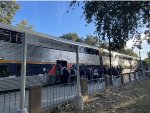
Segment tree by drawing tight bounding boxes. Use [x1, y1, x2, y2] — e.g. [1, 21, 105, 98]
[76, 38, 84, 43]
[117, 49, 138, 58]
[59, 33, 80, 42]
[0, 1, 20, 24]
[100, 42, 109, 49]
[84, 35, 98, 46]
[16, 20, 33, 30]
[70, 1, 150, 50]
[147, 51, 150, 59]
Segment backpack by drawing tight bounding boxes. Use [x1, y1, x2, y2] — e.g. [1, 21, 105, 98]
[63, 67, 70, 78]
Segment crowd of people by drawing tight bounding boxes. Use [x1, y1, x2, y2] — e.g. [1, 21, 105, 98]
[56, 64, 123, 84]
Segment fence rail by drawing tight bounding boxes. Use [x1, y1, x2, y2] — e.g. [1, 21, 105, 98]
[42, 82, 77, 109]
[0, 71, 145, 113]
[0, 91, 29, 113]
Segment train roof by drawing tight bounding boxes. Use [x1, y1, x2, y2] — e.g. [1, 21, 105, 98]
[0, 23, 139, 60]
[102, 48, 139, 60]
[0, 23, 99, 50]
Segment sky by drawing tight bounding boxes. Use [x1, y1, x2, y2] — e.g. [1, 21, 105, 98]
[12, 1, 149, 60]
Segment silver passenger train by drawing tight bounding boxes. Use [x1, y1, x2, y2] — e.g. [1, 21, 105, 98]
[0, 23, 139, 77]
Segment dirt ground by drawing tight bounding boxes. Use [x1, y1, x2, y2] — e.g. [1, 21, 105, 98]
[61, 78, 150, 113]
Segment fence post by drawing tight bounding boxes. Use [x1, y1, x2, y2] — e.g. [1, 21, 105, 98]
[138, 71, 141, 79]
[105, 75, 110, 89]
[80, 78, 88, 101]
[29, 85, 42, 113]
[134, 72, 136, 80]
[74, 45, 83, 112]
[129, 73, 131, 82]
[120, 74, 124, 84]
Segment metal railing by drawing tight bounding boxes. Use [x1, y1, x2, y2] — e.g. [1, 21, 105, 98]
[88, 78, 105, 94]
[0, 71, 144, 113]
[42, 82, 77, 109]
[0, 90, 29, 113]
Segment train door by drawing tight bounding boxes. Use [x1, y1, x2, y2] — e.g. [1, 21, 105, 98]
[56, 60, 67, 68]
[56, 60, 67, 83]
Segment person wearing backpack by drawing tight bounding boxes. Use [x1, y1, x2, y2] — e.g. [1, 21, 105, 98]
[69, 66, 76, 83]
[61, 64, 70, 84]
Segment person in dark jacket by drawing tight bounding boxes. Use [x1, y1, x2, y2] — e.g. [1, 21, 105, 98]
[61, 65, 70, 84]
[69, 66, 76, 83]
[97, 66, 103, 78]
[80, 66, 86, 78]
[85, 66, 91, 80]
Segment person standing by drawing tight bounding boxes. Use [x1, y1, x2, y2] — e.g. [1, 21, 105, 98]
[69, 66, 76, 83]
[61, 64, 70, 84]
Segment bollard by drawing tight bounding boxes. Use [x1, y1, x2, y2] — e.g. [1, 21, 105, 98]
[29, 85, 42, 113]
[105, 75, 110, 89]
[128, 73, 131, 82]
[120, 74, 124, 84]
[80, 78, 88, 101]
[74, 94, 83, 112]
[80, 78, 88, 96]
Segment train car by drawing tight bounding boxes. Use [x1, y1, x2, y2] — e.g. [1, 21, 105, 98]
[0, 23, 139, 80]
[100, 48, 139, 73]
[0, 23, 100, 79]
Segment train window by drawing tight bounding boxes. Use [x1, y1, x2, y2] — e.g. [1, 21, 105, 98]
[95, 50, 99, 55]
[0, 29, 11, 42]
[57, 60, 67, 68]
[16, 33, 23, 44]
[0, 65, 9, 77]
[92, 49, 95, 55]
[84, 48, 87, 54]
[80, 47, 85, 53]
[89, 49, 93, 54]
[10, 31, 17, 43]
[86, 48, 90, 54]
[102, 52, 106, 56]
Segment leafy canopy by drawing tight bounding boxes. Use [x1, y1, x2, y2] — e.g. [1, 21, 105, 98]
[70, 1, 150, 50]
[84, 35, 98, 46]
[117, 49, 138, 58]
[0, 1, 20, 24]
[59, 32, 83, 43]
[16, 20, 34, 30]
[147, 51, 150, 59]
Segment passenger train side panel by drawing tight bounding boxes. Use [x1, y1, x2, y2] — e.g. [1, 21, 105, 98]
[0, 41, 100, 66]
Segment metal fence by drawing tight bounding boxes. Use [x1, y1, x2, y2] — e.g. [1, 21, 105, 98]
[0, 75, 48, 92]
[0, 71, 143, 113]
[88, 78, 105, 94]
[42, 82, 77, 109]
[0, 90, 29, 113]
[113, 76, 121, 87]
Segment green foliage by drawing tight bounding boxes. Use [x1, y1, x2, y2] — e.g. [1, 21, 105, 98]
[117, 49, 138, 58]
[76, 38, 84, 43]
[16, 20, 33, 30]
[84, 35, 98, 46]
[59, 32, 80, 42]
[147, 51, 150, 59]
[144, 58, 150, 63]
[100, 42, 109, 49]
[0, 1, 20, 24]
[70, 1, 150, 50]
[144, 58, 150, 67]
